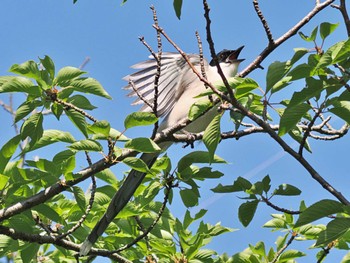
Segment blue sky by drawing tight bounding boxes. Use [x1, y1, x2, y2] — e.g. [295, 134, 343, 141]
[0, 1, 349, 262]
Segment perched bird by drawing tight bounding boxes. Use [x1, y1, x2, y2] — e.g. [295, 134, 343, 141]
[80, 46, 244, 256]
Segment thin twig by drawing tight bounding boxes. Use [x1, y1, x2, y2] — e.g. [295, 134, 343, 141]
[203, 0, 235, 102]
[331, 0, 350, 37]
[239, 0, 336, 77]
[252, 0, 274, 44]
[261, 196, 301, 215]
[0, 225, 131, 263]
[113, 179, 173, 253]
[271, 232, 297, 263]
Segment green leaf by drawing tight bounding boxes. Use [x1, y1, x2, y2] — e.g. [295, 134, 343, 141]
[122, 157, 151, 173]
[21, 243, 40, 263]
[124, 138, 161, 153]
[320, 22, 339, 40]
[65, 109, 88, 138]
[278, 249, 306, 262]
[54, 66, 86, 86]
[332, 38, 350, 64]
[73, 186, 87, 212]
[95, 169, 118, 184]
[316, 218, 350, 247]
[278, 103, 311, 136]
[239, 200, 259, 227]
[33, 203, 62, 223]
[290, 48, 309, 64]
[299, 26, 318, 42]
[87, 120, 110, 136]
[20, 112, 43, 143]
[0, 76, 41, 96]
[288, 126, 312, 153]
[69, 139, 103, 152]
[14, 99, 43, 123]
[69, 77, 112, 99]
[23, 129, 75, 153]
[266, 61, 291, 93]
[92, 127, 128, 141]
[203, 113, 222, 163]
[211, 176, 252, 193]
[294, 199, 345, 227]
[274, 184, 301, 196]
[67, 95, 97, 110]
[329, 101, 350, 124]
[180, 188, 198, 207]
[9, 60, 40, 81]
[124, 112, 158, 129]
[177, 151, 226, 173]
[173, 0, 183, 19]
[0, 135, 21, 173]
[188, 98, 212, 121]
[39, 55, 55, 81]
[287, 63, 312, 81]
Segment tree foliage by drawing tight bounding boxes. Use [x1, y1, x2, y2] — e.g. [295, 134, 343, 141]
[1, 0, 350, 262]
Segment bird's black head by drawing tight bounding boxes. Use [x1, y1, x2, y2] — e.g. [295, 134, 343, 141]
[209, 46, 245, 66]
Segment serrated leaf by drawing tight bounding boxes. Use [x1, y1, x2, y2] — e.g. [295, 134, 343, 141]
[278, 249, 306, 262]
[39, 55, 55, 81]
[329, 101, 350, 124]
[21, 243, 40, 263]
[239, 200, 259, 227]
[278, 103, 311, 136]
[20, 112, 43, 143]
[87, 120, 110, 136]
[316, 218, 350, 247]
[180, 188, 198, 207]
[320, 22, 339, 40]
[203, 113, 222, 163]
[69, 77, 111, 99]
[122, 156, 151, 173]
[266, 61, 291, 93]
[0, 135, 21, 173]
[65, 109, 88, 138]
[92, 127, 128, 141]
[14, 100, 42, 123]
[72, 186, 87, 212]
[173, 0, 183, 19]
[0, 76, 41, 96]
[188, 98, 212, 121]
[177, 151, 226, 173]
[69, 139, 103, 151]
[124, 137, 161, 153]
[95, 169, 118, 184]
[9, 60, 40, 81]
[295, 199, 344, 227]
[274, 184, 301, 196]
[33, 203, 62, 223]
[67, 95, 97, 110]
[124, 112, 158, 129]
[54, 66, 86, 86]
[23, 129, 75, 153]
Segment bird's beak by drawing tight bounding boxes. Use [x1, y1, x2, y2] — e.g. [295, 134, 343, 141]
[228, 46, 245, 63]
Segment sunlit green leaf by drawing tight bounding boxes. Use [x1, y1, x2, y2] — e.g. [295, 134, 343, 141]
[316, 218, 350, 247]
[124, 137, 161, 153]
[67, 95, 97, 110]
[69, 77, 112, 99]
[14, 100, 43, 123]
[266, 61, 291, 93]
[188, 98, 212, 121]
[69, 139, 103, 151]
[88, 120, 110, 136]
[122, 156, 151, 173]
[274, 184, 301, 196]
[320, 22, 339, 40]
[72, 186, 87, 212]
[0, 135, 21, 173]
[54, 66, 86, 86]
[203, 113, 222, 163]
[295, 199, 345, 227]
[20, 112, 43, 144]
[65, 109, 88, 138]
[124, 112, 158, 129]
[177, 151, 226, 173]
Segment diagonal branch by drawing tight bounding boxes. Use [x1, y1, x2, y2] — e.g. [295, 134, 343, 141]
[253, 0, 274, 44]
[239, 0, 335, 77]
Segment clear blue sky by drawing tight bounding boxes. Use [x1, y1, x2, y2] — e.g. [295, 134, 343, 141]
[0, 1, 349, 262]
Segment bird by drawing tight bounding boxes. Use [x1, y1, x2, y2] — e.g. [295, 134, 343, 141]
[79, 46, 244, 256]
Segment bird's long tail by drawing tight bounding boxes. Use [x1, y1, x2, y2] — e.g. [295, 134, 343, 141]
[80, 142, 170, 256]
